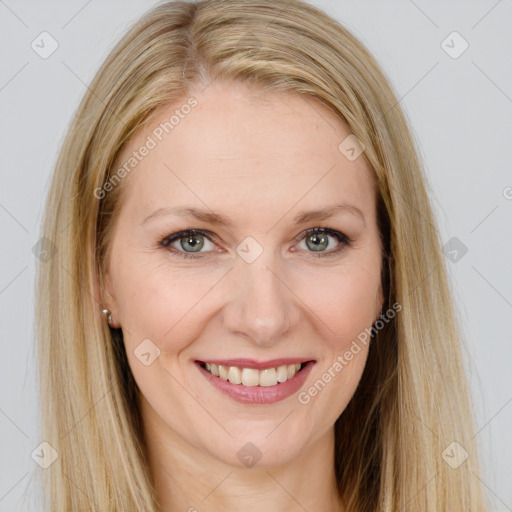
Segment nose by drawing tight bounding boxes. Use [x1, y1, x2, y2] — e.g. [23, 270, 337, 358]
[221, 250, 300, 346]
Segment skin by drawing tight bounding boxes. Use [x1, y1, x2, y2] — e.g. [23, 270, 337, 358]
[102, 79, 384, 512]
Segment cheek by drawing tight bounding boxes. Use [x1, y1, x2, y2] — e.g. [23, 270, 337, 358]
[298, 257, 380, 424]
[111, 251, 222, 353]
[111, 233, 381, 352]
[296, 266, 377, 422]
[301, 344, 370, 433]
[294, 255, 381, 343]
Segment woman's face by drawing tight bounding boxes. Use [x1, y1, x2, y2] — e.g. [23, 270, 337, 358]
[103, 80, 383, 469]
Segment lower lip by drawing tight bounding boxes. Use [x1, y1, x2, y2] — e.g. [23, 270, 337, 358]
[195, 361, 315, 405]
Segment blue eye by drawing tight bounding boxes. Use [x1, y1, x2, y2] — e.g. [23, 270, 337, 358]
[158, 227, 351, 259]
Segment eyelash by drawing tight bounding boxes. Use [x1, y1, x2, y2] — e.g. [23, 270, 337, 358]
[157, 227, 352, 259]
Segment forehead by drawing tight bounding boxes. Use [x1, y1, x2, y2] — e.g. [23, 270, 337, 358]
[113, 80, 376, 224]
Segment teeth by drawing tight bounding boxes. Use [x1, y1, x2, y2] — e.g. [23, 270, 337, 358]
[259, 368, 278, 387]
[276, 365, 288, 382]
[241, 368, 259, 387]
[227, 366, 242, 384]
[203, 362, 304, 386]
[219, 364, 228, 381]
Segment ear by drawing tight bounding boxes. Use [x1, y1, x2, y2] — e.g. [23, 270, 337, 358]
[96, 267, 121, 328]
[101, 271, 115, 308]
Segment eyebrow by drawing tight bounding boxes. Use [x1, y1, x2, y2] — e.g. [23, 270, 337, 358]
[141, 203, 365, 227]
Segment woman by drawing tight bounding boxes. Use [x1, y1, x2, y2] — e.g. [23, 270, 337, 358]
[35, 0, 487, 510]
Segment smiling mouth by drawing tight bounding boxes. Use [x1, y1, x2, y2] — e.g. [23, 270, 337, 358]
[197, 361, 314, 387]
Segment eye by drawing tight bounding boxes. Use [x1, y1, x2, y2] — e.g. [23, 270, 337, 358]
[158, 227, 351, 259]
[159, 229, 216, 258]
[293, 227, 351, 258]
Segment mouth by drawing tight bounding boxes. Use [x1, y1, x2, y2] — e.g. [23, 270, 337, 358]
[195, 358, 316, 404]
[195, 359, 315, 387]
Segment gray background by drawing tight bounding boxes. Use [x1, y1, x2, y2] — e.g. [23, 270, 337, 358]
[0, 0, 511, 510]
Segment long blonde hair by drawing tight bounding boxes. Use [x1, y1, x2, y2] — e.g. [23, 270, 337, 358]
[35, 0, 487, 510]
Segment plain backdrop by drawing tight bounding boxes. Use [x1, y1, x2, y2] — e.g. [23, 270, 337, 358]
[0, 0, 510, 510]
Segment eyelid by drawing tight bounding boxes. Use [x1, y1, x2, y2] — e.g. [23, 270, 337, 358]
[292, 227, 351, 244]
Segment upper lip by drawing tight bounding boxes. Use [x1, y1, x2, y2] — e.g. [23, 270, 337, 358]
[196, 358, 315, 370]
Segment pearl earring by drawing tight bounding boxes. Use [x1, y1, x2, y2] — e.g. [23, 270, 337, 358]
[101, 308, 116, 327]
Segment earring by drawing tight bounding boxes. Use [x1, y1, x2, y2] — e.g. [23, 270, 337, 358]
[101, 308, 118, 328]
